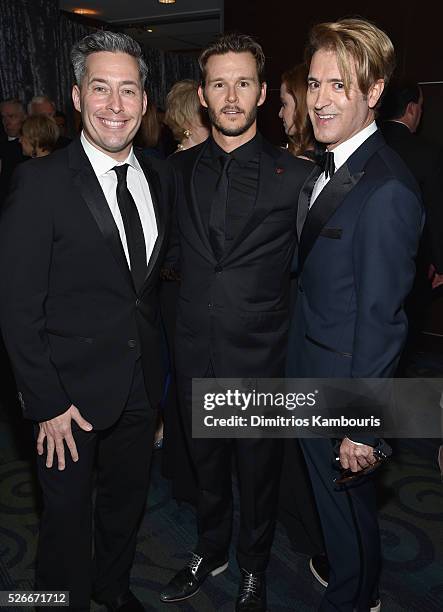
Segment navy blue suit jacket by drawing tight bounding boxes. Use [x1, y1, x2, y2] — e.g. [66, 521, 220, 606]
[288, 131, 423, 421]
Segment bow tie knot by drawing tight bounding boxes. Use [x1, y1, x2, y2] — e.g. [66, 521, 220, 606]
[320, 151, 335, 179]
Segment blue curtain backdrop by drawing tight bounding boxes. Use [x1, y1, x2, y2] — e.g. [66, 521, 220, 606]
[0, 0, 199, 116]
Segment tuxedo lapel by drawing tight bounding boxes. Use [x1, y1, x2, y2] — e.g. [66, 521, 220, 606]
[222, 141, 283, 263]
[297, 162, 363, 272]
[135, 151, 165, 289]
[297, 164, 322, 240]
[69, 141, 134, 291]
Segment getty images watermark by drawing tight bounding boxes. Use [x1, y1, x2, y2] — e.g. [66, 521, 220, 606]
[191, 378, 443, 438]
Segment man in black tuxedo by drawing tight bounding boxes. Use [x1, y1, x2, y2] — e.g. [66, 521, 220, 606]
[379, 81, 443, 345]
[0, 32, 174, 611]
[288, 19, 423, 611]
[0, 99, 27, 203]
[160, 33, 312, 611]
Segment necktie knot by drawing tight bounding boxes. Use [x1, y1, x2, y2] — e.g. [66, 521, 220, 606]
[112, 163, 129, 183]
[320, 151, 335, 179]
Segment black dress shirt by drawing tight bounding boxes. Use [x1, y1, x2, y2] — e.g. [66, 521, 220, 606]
[195, 133, 262, 243]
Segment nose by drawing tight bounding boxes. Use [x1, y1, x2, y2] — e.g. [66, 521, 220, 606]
[278, 106, 283, 119]
[225, 85, 238, 104]
[107, 89, 123, 113]
[313, 84, 331, 110]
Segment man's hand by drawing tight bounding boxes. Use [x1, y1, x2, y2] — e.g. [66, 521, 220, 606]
[339, 437, 377, 473]
[37, 405, 93, 470]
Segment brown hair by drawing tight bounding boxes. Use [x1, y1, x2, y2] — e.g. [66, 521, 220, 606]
[135, 102, 161, 148]
[199, 32, 266, 85]
[21, 115, 59, 154]
[165, 80, 206, 142]
[281, 63, 315, 157]
[305, 18, 395, 97]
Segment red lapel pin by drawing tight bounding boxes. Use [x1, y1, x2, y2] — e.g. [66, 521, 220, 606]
[276, 167, 284, 174]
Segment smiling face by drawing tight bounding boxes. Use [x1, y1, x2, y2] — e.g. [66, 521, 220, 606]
[72, 51, 147, 161]
[198, 51, 266, 145]
[278, 81, 296, 136]
[307, 48, 383, 150]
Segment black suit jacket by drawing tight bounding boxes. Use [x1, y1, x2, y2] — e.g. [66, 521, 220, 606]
[380, 120, 443, 272]
[0, 138, 174, 427]
[0, 139, 27, 204]
[169, 137, 312, 378]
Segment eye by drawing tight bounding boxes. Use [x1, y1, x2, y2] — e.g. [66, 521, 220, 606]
[333, 82, 345, 91]
[213, 82, 224, 88]
[93, 86, 108, 93]
[122, 89, 136, 96]
[238, 81, 249, 87]
[307, 81, 319, 91]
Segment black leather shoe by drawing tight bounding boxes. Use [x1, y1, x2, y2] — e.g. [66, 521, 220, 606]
[235, 569, 267, 611]
[309, 554, 329, 587]
[160, 552, 228, 603]
[100, 590, 145, 612]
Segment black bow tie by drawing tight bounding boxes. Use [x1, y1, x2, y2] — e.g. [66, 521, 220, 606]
[320, 151, 335, 179]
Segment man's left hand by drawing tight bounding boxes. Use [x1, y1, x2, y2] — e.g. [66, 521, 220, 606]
[339, 437, 377, 472]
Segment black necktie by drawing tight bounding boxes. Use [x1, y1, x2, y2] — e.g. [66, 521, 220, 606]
[209, 155, 233, 261]
[113, 164, 147, 292]
[320, 150, 335, 179]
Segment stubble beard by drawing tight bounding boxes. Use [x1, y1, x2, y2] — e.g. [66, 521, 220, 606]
[205, 92, 261, 137]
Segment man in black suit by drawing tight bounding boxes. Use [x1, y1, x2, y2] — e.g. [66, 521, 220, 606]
[0, 98, 27, 203]
[288, 19, 423, 611]
[160, 33, 312, 611]
[0, 32, 174, 611]
[379, 81, 443, 343]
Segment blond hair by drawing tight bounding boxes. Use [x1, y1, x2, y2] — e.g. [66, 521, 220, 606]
[165, 80, 206, 142]
[306, 18, 395, 97]
[21, 115, 59, 154]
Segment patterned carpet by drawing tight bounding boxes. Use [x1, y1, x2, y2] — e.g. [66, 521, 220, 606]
[0, 410, 442, 612]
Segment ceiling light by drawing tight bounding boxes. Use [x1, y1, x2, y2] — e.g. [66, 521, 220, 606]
[158, 0, 176, 4]
[147, 28, 154, 33]
[72, 8, 100, 16]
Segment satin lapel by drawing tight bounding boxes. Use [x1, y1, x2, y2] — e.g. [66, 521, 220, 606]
[297, 162, 364, 273]
[222, 142, 282, 264]
[297, 164, 322, 240]
[70, 146, 134, 291]
[135, 151, 165, 289]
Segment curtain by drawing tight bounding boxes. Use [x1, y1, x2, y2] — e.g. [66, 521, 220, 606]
[0, 0, 199, 116]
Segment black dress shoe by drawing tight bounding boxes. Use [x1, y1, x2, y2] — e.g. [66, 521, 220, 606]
[235, 568, 267, 611]
[100, 590, 145, 612]
[160, 552, 228, 603]
[309, 554, 329, 587]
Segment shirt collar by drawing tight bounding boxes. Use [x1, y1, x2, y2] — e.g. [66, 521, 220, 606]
[80, 131, 139, 178]
[209, 132, 262, 166]
[328, 121, 377, 171]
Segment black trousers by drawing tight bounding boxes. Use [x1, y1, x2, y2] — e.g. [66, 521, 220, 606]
[178, 369, 283, 572]
[35, 361, 157, 611]
[301, 438, 380, 612]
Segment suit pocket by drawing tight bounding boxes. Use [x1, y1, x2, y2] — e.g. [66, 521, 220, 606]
[46, 329, 94, 344]
[320, 227, 342, 239]
[305, 334, 351, 357]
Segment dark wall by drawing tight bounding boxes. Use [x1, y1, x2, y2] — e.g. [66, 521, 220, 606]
[224, 1, 443, 146]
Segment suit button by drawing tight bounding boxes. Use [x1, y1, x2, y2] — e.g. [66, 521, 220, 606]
[208, 303, 213, 308]
[214, 265, 223, 273]
[128, 339, 136, 348]
[135, 299, 140, 307]
[298, 285, 304, 293]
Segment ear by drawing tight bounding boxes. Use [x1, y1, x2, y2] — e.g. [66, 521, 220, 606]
[257, 81, 267, 108]
[198, 84, 208, 109]
[142, 90, 147, 115]
[367, 79, 384, 109]
[405, 100, 416, 117]
[72, 85, 81, 113]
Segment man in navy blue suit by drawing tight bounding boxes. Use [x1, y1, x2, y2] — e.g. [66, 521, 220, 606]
[287, 18, 424, 612]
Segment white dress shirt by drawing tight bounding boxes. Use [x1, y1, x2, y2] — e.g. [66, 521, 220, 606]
[80, 132, 158, 267]
[310, 121, 378, 207]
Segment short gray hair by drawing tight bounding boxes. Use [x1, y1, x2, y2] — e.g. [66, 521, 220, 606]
[71, 31, 148, 87]
[27, 95, 55, 116]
